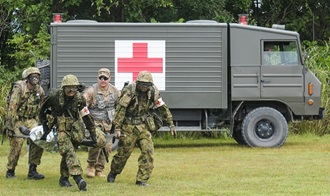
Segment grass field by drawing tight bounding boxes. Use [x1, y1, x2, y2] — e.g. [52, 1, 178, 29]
[0, 134, 330, 196]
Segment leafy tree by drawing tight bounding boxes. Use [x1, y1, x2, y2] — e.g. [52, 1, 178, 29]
[172, 0, 232, 22]
[0, 0, 329, 71]
[249, 0, 330, 42]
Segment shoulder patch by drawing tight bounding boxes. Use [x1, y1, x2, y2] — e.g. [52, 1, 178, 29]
[80, 106, 90, 117]
[156, 97, 165, 108]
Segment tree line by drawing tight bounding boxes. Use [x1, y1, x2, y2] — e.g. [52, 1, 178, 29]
[0, 0, 329, 69]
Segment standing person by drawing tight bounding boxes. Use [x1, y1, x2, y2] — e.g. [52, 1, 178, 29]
[83, 68, 121, 178]
[39, 74, 97, 191]
[5, 67, 45, 180]
[107, 70, 176, 186]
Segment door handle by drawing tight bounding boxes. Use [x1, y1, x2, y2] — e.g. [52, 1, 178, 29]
[261, 79, 271, 83]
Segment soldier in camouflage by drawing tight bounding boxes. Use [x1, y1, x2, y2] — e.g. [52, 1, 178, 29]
[83, 68, 121, 178]
[107, 70, 176, 186]
[39, 74, 97, 191]
[5, 67, 45, 180]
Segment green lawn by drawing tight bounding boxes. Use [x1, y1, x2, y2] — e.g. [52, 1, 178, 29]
[1, 134, 330, 195]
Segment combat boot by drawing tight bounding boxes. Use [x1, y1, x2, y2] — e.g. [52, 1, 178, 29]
[73, 175, 87, 191]
[28, 164, 45, 180]
[86, 163, 95, 178]
[136, 181, 149, 186]
[107, 172, 117, 183]
[59, 176, 73, 187]
[96, 171, 106, 177]
[6, 169, 16, 179]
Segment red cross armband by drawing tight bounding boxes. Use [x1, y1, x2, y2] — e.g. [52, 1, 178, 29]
[80, 106, 90, 117]
[156, 98, 165, 108]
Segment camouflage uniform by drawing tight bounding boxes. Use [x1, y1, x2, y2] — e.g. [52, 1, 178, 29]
[84, 82, 120, 176]
[108, 70, 175, 186]
[6, 67, 45, 179]
[39, 74, 96, 191]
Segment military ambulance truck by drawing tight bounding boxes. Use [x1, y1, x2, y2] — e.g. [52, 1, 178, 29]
[45, 17, 324, 147]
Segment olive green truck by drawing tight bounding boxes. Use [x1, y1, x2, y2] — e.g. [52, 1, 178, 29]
[45, 19, 324, 147]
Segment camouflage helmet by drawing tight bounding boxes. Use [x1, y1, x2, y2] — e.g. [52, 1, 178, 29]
[136, 70, 153, 83]
[22, 67, 41, 79]
[61, 74, 79, 88]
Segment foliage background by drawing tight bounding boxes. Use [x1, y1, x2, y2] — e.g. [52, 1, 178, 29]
[0, 0, 329, 136]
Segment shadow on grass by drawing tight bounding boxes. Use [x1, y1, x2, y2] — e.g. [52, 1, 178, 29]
[154, 139, 243, 148]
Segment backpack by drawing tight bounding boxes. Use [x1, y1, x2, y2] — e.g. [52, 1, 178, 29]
[2, 82, 19, 143]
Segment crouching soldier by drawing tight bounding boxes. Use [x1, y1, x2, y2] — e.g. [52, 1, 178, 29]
[39, 74, 98, 191]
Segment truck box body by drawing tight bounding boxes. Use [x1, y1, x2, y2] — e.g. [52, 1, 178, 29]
[51, 22, 228, 109]
[48, 20, 323, 147]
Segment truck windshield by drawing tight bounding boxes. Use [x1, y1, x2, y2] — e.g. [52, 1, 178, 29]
[262, 41, 299, 66]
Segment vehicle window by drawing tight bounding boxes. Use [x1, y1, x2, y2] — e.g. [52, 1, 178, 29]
[262, 41, 299, 66]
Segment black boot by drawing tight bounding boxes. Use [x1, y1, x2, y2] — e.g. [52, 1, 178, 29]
[59, 176, 73, 187]
[28, 164, 45, 180]
[6, 169, 16, 179]
[73, 175, 87, 191]
[107, 172, 117, 183]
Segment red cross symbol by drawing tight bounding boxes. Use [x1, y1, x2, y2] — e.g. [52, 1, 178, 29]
[83, 107, 90, 115]
[83, 107, 88, 113]
[117, 42, 163, 81]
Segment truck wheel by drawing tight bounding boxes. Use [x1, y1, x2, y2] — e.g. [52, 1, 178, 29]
[232, 128, 247, 145]
[242, 107, 288, 147]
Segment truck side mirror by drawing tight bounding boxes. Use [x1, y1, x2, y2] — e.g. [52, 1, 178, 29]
[303, 52, 310, 61]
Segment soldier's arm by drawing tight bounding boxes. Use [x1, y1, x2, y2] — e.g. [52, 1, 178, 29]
[39, 90, 55, 123]
[39, 87, 45, 103]
[112, 87, 130, 128]
[156, 98, 176, 136]
[153, 86, 174, 126]
[82, 114, 95, 133]
[7, 85, 22, 129]
[79, 95, 97, 140]
[157, 104, 174, 127]
[112, 105, 126, 128]
[83, 86, 94, 107]
[35, 87, 45, 123]
[115, 86, 121, 100]
[113, 86, 121, 108]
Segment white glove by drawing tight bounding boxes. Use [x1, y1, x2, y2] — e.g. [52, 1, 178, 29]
[114, 129, 121, 138]
[105, 142, 112, 154]
[169, 125, 177, 137]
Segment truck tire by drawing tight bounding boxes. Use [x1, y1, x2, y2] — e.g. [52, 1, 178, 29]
[232, 128, 247, 145]
[242, 107, 288, 147]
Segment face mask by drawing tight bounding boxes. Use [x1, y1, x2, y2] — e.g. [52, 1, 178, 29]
[28, 74, 40, 85]
[64, 86, 78, 97]
[137, 82, 152, 92]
